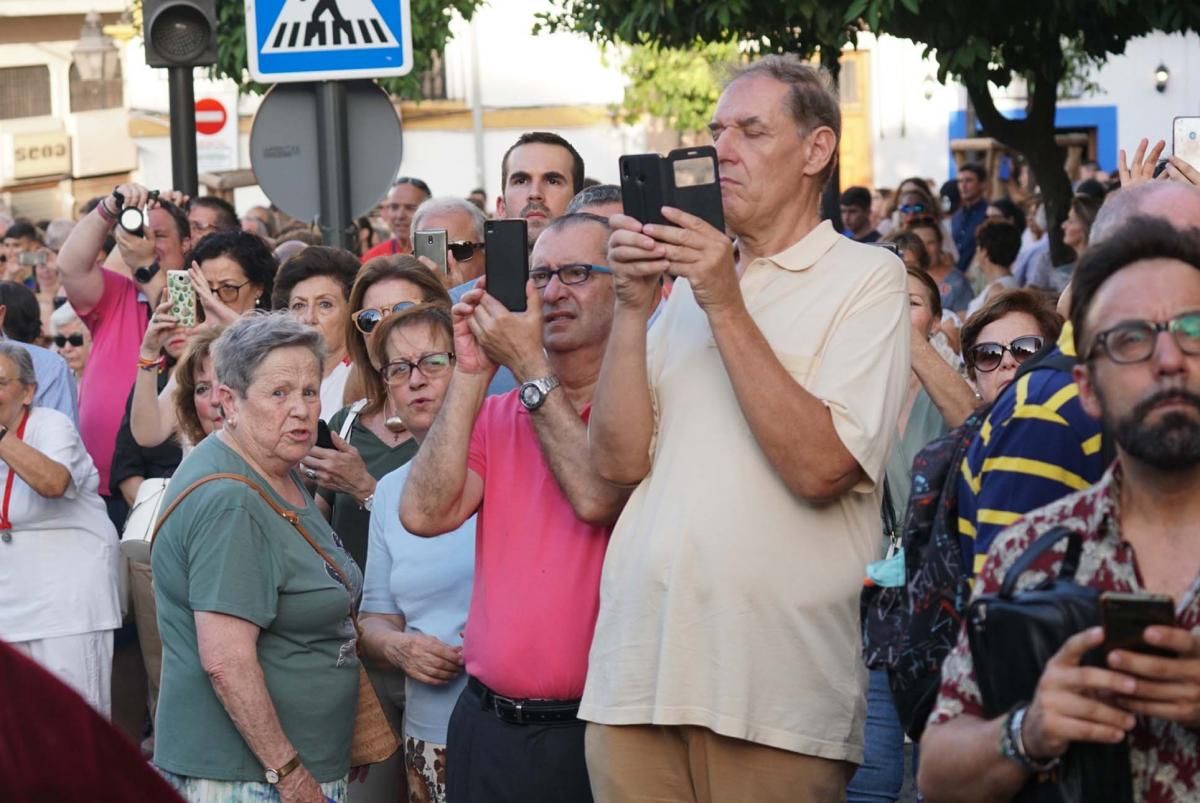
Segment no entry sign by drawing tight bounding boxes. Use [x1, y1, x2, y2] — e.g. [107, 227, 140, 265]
[195, 98, 228, 136]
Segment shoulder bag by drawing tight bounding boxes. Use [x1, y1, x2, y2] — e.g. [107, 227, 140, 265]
[150, 472, 399, 767]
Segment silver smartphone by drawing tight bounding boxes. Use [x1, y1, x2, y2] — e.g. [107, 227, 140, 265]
[1173, 116, 1200, 172]
[414, 229, 449, 275]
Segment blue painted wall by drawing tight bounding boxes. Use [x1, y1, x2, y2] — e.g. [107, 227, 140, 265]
[947, 105, 1119, 178]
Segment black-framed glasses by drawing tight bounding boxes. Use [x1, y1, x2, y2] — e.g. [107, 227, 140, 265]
[529, 264, 612, 289]
[1086, 312, 1200, 364]
[210, 280, 250, 303]
[354, 301, 416, 334]
[968, 335, 1044, 373]
[381, 351, 455, 384]
[448, 241, 484, 262]
[53, 333, 84, 348]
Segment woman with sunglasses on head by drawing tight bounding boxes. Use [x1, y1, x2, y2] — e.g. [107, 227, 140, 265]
[960, 288, 1063, 405]
[272, 246, 360, 419]
[303, 256, 451, 571]
[358, 305, 474, 803]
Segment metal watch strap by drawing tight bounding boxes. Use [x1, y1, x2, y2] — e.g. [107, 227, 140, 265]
[1000, 705, 1061, 772]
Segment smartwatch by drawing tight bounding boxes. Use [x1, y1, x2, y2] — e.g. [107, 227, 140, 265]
[133, 261, 161, 284]
[518, 374, 561, 411]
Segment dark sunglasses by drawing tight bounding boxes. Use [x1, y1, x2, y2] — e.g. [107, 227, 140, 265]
[353, 301, 415, 334]
[53, 333, 85, 348]
[448, 241, 484, 262]
[968, 335, 1044, 373]
[899, 203, 927, 215]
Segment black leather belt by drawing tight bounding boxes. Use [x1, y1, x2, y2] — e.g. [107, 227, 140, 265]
[468, 676, 581, 725]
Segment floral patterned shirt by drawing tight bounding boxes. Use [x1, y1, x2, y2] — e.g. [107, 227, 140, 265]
[929, 463, 1200, 802]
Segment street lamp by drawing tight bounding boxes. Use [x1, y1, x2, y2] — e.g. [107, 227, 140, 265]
[72, 11, 121, 82]
[1155, 63, 1170, 94]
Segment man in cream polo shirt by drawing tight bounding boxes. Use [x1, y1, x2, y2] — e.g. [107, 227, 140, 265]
[582, 55, 911, 802]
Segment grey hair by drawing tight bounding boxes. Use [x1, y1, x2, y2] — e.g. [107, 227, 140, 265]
[726, 55, 841, 183]
[566, 184, 621, 214]
[0, 342, 39, 391]
[1092, 182, 1200, 244]
[49, 301, 81, 335]
[211, 312, 325, 397]
[410, 197, 486, 242]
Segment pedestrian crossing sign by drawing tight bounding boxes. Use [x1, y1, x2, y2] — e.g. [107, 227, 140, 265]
[246, 0, 412, 83]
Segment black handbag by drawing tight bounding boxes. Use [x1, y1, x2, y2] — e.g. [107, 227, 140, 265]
[966, 526, 1132, 802]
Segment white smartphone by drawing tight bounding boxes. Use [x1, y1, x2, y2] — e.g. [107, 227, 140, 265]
[1173, 116, 1200, 172]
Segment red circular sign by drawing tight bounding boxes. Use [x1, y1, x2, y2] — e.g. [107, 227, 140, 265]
[195, 98, 228, 136]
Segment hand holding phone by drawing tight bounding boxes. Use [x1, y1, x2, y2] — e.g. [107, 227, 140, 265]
[1174, 116, 1200, 173]
[620, 146, 725, 233]
[166, 270, 198, 328]
[1101, 591, 1176, 657]
[315, 419, 335, 450]
[484, 219, 529, 312]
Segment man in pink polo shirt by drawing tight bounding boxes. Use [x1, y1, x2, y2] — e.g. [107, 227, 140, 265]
[401, 212, 626, 802]
[55, 183, 189, 526]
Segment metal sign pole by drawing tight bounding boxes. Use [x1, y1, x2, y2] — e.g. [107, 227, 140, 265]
[168, 66, 199, 197]
[315, 81, 354, 250]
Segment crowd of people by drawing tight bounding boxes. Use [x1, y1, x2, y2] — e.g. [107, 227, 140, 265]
[2, 53, 1200, 803]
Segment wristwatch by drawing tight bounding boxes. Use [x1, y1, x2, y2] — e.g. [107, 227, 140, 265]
[264, 753, 301, 785]
[359, 493, 375, 512]
[518, 374, 560, 411]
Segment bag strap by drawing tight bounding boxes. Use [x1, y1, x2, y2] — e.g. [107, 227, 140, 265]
[339, 399, 368, 442]
[998, 526, 1082, 598]
[148, 472, 358, 629]
[880, 476, 899, 550]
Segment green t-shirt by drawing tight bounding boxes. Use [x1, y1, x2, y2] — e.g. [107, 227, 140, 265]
[884, 387, 949, 538]
[152, 435, 363, 783]
[319, 404, 419, 568]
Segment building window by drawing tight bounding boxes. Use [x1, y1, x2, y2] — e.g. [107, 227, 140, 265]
[69, 63, 123, 112]
[0, 65, 52, 120]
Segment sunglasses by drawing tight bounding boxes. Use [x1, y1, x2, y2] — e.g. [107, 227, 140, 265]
[968, 335, 1044, 373]
[53, 333, 85, 348]
[353, 301, 415, 334]
[899, 203, 927, 215]
[448, 241, 484, 262]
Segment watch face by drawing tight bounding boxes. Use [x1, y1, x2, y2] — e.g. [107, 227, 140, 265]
[520, 383, 543, 409]
[264, 769, 280, 784]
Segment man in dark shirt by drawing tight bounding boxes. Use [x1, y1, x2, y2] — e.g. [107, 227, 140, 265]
[951, 162, 989, 272]
[839, 186, 881, 243]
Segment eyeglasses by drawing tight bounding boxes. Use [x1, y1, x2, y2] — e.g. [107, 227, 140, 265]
[529, 264, 612, 289]
[968, 335, 1044, 372]
[53, 333, 84, 348]
[1086, 312, 1200, 364]
[381, 352, 455, 384]
[210, 281, 250, 303]
[448, 241, 484, 262]
[353, 301, 416, 334]
[899, 203, 927, 215]
[190, 220, 219, 236]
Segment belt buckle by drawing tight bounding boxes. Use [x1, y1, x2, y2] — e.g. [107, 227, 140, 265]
[492, 692, 524, 725]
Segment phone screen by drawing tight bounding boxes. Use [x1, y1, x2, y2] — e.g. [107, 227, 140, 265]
[414, 229, 449, 275]
[484, 219, 529, 312]
[1174, 116, 1200, 172]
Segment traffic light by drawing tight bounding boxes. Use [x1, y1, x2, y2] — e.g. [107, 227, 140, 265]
[142, 0, 217, 68]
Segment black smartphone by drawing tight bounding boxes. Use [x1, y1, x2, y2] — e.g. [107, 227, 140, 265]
[414, 229, 449, 275]
[484, 219, 529, 312]
[1101, 591, 1176, 657]
[619, 146, 725, 233]
[315, 419, 335, 450]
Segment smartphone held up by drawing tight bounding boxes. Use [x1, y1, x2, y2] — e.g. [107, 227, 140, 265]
[484, 219, 529, 312]
[619, 146, 725, 233]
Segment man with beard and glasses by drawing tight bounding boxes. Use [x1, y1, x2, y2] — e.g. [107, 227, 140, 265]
[956, 180, 1200, 576]
[920, 216, 1200, 802]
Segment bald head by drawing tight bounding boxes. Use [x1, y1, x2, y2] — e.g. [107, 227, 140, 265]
[1092, 182, 1200, 243]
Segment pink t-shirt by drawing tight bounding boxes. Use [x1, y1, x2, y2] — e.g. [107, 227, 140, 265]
[78, 269, 148, 496]
[465, 390, 611, 700]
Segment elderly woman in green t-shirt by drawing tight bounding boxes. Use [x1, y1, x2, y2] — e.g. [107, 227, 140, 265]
[152, 313, 362, 803]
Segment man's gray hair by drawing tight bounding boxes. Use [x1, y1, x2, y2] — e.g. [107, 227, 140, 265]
[410, 197, 486, 242]
[566, 184, 621, 214]
[1092, 182, 1200, 244]
[211, 312, 325, 397]
[0, 342, 39, 391]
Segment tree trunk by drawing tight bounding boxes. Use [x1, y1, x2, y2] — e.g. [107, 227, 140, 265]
[963, 55, 1073, 269]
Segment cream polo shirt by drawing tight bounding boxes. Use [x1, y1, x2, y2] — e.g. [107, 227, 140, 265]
[579, 221, 911, 762]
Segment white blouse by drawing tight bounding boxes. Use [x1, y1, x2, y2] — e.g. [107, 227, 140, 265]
[0, 406, 120, 642]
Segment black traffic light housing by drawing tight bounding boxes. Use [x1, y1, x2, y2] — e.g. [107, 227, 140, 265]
[142, 0, 218, 68]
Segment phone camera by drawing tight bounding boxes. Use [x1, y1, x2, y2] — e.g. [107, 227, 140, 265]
[1191, 131, 1198, 141]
